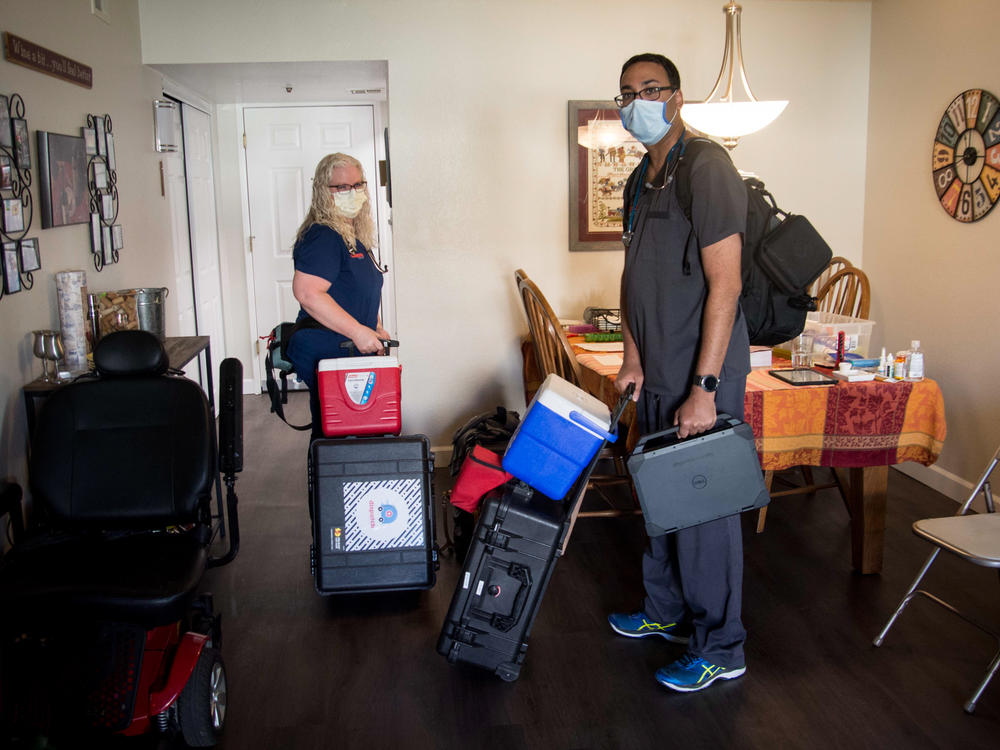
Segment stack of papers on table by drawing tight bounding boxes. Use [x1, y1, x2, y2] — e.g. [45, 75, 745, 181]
[750, 346, 772, 368]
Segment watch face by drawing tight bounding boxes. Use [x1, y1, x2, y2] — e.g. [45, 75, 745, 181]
[695, 374, 718, 392]
[932, 88, 1000, 222]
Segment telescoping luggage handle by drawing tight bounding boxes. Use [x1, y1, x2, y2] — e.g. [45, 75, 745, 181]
[631, 413, 743, 454]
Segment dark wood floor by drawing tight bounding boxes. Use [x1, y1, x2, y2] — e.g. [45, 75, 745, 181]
[77, 393, 1000, 747]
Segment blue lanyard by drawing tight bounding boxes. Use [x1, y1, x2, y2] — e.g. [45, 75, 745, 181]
[624, 131, 687, 241]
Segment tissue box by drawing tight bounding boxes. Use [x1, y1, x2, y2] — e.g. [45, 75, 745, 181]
[502, 373, 613, 500]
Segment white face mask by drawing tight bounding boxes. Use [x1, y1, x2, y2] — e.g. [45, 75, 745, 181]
[333, 188, 366, 218]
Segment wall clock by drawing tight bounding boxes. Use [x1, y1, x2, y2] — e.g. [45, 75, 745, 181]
[931, 89, 1000, 222]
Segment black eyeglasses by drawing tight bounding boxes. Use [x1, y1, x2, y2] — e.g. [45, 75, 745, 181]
[328, 181, 367, 193]
[614, 86, 677, 108]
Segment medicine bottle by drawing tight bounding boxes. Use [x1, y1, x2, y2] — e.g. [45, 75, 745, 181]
[892, 351, 907, 380]
[905, 340, 924, 382]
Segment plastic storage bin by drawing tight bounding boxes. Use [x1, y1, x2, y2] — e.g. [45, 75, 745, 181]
[318, 355, 401, 437]
[799, 311, 875, 358]
[502, 373, 615, 500]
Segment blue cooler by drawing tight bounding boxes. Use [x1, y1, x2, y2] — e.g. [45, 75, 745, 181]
[502, 374, 617, 500]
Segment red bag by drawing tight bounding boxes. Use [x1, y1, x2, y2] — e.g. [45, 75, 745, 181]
[450, 445, 512, 512]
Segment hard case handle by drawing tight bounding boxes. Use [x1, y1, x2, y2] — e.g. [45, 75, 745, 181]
[631, 412, 741, 454]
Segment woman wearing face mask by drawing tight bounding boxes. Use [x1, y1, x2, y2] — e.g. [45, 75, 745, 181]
[287, 152, 389, 438]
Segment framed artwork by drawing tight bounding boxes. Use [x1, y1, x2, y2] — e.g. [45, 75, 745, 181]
[112, 223, 123, 250]
[82, 126, 97, 155]
[568, 100, 644, 251]
[106, 132, 116, 171]
[2, 242, 20, 294]
[101, 193, 114, 221]
[19, 237, 40, 272]
[0, 154, 11, 190]
[94, 115, 106, 156]
[12, 118, 30, 169]
[37, 131, 90, 228]
[93, 160, 108, 190]
[0, 95, 10, 149]
[102, 224, 114, 265]
[90, 212, 101, 254]
[2, 198, 24, 233]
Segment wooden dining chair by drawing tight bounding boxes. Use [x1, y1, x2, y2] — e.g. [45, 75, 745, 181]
[809, 256, 853, 298]
[514, 269, 640, 519]
[816, 266, 871, 319]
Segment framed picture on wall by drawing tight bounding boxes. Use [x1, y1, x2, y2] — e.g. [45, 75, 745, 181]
[2, 198, 24, 233]
[93, 160, 108, 190]
[90, 213, 102, 255]
[37, 131, 90, 228]
[0, 95, 10, 149]
[3, 242, 21, 294]
[106, 132, 116, 171]
[0, 155, 11, 190]
[112, 224, 123, 250]
[19, 237, 40, 272]
[568, 100, 644, 251]
[101, 193, 114, 221]
[12, 118, 30, 169]
[94, 115, 106, 156]
[102, 224, 114, 265]
[82, 126, 97, 156]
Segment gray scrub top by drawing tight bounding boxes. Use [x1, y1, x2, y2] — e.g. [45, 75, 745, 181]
[623, 141, 751, 395]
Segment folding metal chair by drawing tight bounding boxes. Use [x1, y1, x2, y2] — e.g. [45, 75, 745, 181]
[873, 444, 1000, 713]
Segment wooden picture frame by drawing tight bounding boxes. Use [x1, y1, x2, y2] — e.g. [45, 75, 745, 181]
[568, 100, 644, 251]
[37, 131, 90, 228]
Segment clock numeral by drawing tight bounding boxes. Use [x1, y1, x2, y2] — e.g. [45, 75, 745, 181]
[980, 165, 1000, 203]
[947, 95, 966, 133]
[940, 180, 961, 217]
[986, 112, 1000, 148]
[933, 165, 956, 198]
[971, 181, 992, 220]
[977, 93, 999, 133]
[937, 114, 959, 148]
[932, 142, 954, 170]
[965, 90, 982, 129]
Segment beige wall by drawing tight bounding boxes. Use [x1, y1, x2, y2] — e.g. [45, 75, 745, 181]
[865, 0, 1000, 497]
[0, 0, 178, 492]
[137, 0, 873, 449]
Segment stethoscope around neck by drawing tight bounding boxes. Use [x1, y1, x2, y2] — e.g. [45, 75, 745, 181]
[622, 132, 687, 249]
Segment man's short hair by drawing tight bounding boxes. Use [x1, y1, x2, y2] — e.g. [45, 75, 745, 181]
[620, 53, 681, 90]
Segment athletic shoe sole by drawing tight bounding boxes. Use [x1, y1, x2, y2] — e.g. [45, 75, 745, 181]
[608, 619, 690, 644]
[655, 666, 746, 693]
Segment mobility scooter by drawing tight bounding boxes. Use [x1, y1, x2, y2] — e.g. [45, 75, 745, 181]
[0, 330, 243, 746]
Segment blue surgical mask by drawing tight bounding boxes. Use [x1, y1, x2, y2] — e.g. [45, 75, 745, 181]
[619, 92, 677, 146]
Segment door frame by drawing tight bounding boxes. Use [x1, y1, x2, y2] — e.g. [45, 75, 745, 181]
[236, 101, 395, 393]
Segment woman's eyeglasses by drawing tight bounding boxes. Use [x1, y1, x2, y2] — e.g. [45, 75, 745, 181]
[328, 181, 367, 193]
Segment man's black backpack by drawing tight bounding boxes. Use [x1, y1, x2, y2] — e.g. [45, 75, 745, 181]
[624, 137, 833, 346]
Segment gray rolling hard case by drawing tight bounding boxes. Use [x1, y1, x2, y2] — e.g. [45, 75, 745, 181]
[627, 414, 769, 536]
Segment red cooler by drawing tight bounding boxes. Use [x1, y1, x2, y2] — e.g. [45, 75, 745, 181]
[317, 355, 402, 436]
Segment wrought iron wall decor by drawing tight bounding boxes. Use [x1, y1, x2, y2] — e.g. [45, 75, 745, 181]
[0, 92, 37, 299]
[86, 113, 119, 271]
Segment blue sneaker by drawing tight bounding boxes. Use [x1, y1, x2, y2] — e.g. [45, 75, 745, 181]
[607, 612, 691, 644]
[655, 652, 746, 692]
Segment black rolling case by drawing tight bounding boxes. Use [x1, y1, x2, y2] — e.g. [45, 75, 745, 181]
[437, 386, 632, 680]
[309, 435, 437, 594]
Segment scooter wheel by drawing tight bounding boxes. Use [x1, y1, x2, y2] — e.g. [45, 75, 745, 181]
[177, 646, 227, 747]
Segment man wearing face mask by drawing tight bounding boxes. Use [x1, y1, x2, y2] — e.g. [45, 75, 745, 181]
[608, 53, 750, 693]
[287, 152, 389, 439]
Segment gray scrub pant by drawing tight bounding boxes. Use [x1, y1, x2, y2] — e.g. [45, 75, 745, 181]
[636, 377, 747, 669]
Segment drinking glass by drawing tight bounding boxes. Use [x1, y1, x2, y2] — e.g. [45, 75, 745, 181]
[792, 333, 814, 368]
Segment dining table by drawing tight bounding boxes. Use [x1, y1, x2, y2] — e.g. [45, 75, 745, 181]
[522, 338, 948, 575]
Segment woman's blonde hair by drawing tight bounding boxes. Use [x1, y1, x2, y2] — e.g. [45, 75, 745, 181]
[295, 152, 377, 250]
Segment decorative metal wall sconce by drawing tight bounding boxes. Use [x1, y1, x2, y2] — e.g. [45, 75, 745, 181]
[85, 113, 120, 271]
[0, 92, 38, 300]
[152, 99, 178, 153]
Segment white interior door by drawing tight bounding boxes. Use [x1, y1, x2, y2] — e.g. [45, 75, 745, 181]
[182, 103, 227, 406]
[243, 105, 380, 389]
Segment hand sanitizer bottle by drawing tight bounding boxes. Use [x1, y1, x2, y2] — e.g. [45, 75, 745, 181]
[905, 340, 924, 381]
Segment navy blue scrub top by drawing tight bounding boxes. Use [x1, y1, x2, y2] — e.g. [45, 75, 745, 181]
[286, 223, 383, 387]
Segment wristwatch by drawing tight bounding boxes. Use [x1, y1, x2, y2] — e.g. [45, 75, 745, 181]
[692, 374, 719, 393]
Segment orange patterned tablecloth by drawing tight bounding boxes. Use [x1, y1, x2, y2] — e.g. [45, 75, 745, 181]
[524, 341, 947, 473]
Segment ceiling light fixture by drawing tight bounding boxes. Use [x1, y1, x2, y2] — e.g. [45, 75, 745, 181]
[682, 2, 788, 150]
